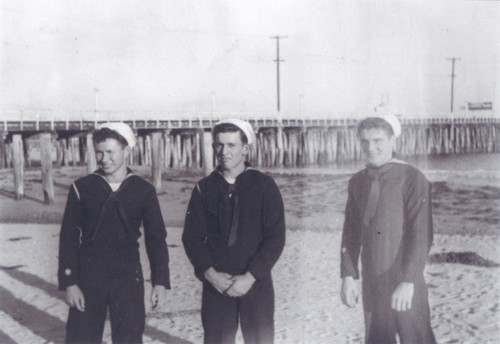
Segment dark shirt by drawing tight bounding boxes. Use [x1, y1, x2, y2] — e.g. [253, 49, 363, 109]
[341, 162, 433, 283]
[182, 167, 286, 281]
[58, 169, 170, 290]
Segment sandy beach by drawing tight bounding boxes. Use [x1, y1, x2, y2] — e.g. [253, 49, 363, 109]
[0, 155, 499, 343]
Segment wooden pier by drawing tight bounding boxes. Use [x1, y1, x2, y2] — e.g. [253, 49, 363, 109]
[1, 113, 499, 203]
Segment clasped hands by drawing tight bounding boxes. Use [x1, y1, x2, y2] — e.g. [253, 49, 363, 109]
[204, 267, 256, 297]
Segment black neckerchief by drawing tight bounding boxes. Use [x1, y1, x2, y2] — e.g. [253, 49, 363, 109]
[212, 162, 256, 247]
[363, 161, 406, 227]
[89, 168, 136, 242]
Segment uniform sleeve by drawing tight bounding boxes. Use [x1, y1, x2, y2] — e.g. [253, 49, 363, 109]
[340, 180, 362, 279]
[401, 170, 433, 282]
[182, 184, 215, 281]
[247, 179, 286, 280]
[142, 186, 171, 288]
[58, 184, 83, 290]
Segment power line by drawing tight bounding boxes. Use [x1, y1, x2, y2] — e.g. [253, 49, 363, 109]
[447, 57, 460, 113]
[269, 35, 287, 112]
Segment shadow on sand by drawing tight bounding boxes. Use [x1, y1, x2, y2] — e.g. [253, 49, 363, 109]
[0, 189, 46, 204]
[0, 266, 194, 344]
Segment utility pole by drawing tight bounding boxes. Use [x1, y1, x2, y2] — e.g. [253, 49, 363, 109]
[447, 57, 460, 113]
[270, 35, 287, 112]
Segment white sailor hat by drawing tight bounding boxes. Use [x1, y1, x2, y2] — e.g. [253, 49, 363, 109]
[97, 122, 137, 148]
[375, 114, 402, 138]
[213, 118, 256, 145]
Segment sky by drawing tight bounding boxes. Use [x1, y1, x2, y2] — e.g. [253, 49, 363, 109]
[0, 0, 499, 119]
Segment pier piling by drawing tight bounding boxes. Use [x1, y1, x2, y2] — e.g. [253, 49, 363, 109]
[1, 114, 499, 203]
[40, 133, 55, 205]
[12, 134, 24, 200]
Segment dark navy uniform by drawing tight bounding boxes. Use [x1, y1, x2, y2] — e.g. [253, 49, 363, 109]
[183, 167, 286, 344]
[58, 169, 170, 344]
[341, 162, 436, 344]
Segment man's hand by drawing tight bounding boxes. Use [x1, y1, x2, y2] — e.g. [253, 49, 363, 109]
[204, 267, 234, 295]
[66, 285, 85, 312]
[391, 282, 414, 312]
[225, 272, 256, 298]
[151, 285, 167, 309]
[340, 276, 359, 308]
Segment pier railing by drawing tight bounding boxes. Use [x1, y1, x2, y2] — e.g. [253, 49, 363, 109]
[1, 110, 498, 132]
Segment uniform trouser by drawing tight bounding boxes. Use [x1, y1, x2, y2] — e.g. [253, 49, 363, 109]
[201, 276, 275, 344]
[362, 275, 436, 344]
[65, 261, 145, 344]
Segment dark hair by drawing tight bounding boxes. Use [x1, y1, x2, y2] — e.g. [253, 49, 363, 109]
[212, 123, 248, 144]
[93, 128, 128, 148]
[357, 117, 394, 137]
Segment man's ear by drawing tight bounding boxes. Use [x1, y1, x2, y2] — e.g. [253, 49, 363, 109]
[390, 135, 397, 151]
[242, 143, 250, 156]
[124, 146, 131, 157]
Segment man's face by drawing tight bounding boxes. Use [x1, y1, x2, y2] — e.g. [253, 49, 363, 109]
[359, 128, 395, 167]
[95, 139, 129, 176]
[213, 131, 249, 172]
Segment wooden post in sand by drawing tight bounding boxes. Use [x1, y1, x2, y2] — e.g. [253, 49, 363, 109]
[269, 129, 277, 166]
[40, 133, 55, 205]
[177, 134, 184, 168]
[138, 135, 145, 166]
[139, 135, 151, 166]
[171, 134, 179, 168]
[194, 130, 201, 169]
[183, 134, 192, 168]
[79, 137, 86, 166]
[151, 131, 162, 189]
[163, 130, 171, 168]
[86, 133, 97, 173]
[69, 136, 77, 166]
[12, 134, 24, 200]
[285, 129, 296, 167]
[55, 138, 64, 168]
[23, 137, 31, 168]
[0, 132, 6, 169]
[61, 138, 69, 166]
[202, 129, 214, 176]
[255, 131, 263, 167]
[276, 126, 284, 167]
